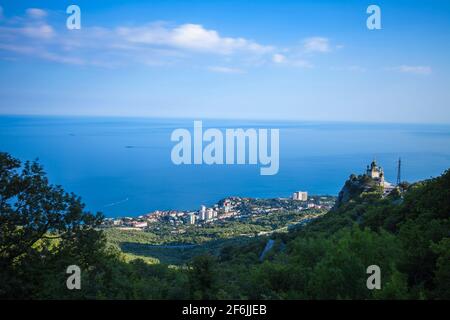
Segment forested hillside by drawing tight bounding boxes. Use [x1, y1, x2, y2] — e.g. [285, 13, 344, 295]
[1, 152, 449, 299]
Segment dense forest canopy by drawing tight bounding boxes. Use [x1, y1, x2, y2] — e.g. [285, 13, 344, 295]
[0, 152, 449, 299]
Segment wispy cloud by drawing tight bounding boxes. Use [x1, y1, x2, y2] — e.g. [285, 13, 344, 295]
[0, 7, 55, 40]
[117, 23, 273, 55]
[268, 36, 335, 67]
[392, 65, 432, 75]
[302, 37, 330, 53]
[26, 8, 47, 19]
[0, 7, 337, 72]
[272, 53, 286, 64]
[208, 66, 245, 74]
[272, 53, 313, 69]
[0, 8, 276, 68]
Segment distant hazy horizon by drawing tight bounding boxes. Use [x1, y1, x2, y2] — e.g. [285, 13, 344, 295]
[1, 113, 450, 126]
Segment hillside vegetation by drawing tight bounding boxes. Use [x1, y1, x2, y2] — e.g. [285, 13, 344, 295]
[1, 152, 449, 299]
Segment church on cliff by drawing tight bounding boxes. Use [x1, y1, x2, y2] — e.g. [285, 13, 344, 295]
[365, 160, 395, 195]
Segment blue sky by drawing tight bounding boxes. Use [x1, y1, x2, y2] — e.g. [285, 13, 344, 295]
[0, 0, 449, 123]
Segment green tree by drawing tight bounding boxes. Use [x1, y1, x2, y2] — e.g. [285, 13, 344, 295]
[188, 254, 218, 299]
[0, 152, 104, 299]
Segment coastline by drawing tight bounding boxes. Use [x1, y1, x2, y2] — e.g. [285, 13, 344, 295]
[102, 194, 336, 231]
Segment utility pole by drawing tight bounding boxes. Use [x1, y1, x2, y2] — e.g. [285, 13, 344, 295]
[396, 158, 401, 186]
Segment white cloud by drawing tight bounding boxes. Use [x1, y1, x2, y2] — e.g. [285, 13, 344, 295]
[0, 43, 85, 65]
[26, 8, 47, 19]
[0, 7, 54, 40]
[303, 37, 330, 53]
[1, 11, 273, 66]
[208, 66, 245, 74]
[393, 65, 432, 75]
[272, 53, 312, 68]
[272, 53, 286, 64]
[117, 23, 273, 55]
[0, 43, 36, 55]
[21, 24, 54, 39]
[0, 7, 337, 72]
[0, 24, 55, 40]
[39, 52, 85, 65]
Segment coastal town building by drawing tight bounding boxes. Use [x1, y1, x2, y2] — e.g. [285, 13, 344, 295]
[206, 208, 214, 220]
[188, 213, 196, 225]
[292, 191, 308, 201]
[223, 200, 231, 213]
[200, 205, 206, 220]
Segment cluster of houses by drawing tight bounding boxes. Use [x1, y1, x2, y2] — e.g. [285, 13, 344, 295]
[102, 193, 335, 231]
[103, 198, 240, 230]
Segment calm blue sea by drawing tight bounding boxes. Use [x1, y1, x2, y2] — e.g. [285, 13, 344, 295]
[1, 116, 450, 217]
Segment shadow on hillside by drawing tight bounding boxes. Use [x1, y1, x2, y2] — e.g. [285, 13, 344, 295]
[119, 236, 265, 265]
[119, 242, 201, 265]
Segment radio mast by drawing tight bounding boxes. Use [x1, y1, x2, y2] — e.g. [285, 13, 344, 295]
[396, 158, 401, 186]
